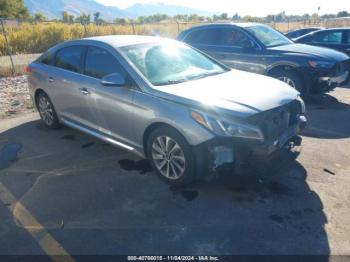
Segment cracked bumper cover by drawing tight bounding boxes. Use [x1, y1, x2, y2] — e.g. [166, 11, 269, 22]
[193, 115, 307, 177]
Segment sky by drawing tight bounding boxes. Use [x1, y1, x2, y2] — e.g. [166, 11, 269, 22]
[96, 0, 350, 16]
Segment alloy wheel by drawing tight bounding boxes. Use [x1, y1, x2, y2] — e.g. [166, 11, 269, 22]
[38, 96, 54, 126]
[277, 76, 296, 89]
[151, 136, 186, 179]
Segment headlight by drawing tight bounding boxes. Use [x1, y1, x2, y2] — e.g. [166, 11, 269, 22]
[308, 61, 334, 69]
[296, 95, 306, 113]
[191, 111, 264, 141]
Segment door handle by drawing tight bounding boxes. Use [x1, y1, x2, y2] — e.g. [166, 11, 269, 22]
[79, 87, 90, 95]
[48, 77, 54, 82]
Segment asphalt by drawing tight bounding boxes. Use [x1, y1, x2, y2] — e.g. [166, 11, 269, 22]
[0, 85, 350, 258]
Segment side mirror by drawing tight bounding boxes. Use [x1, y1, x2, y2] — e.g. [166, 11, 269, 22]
[101, 73, 126, 86]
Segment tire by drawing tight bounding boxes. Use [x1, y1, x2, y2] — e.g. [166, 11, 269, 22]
[36, 92, 60, 129]
[271, 70, 308, 98]
[146, 126, 196, 186]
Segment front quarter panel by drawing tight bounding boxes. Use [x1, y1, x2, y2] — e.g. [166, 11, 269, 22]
[132, 90, 215, 150]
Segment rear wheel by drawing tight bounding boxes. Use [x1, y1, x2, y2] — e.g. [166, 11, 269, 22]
[147, 126, 195, 186]
[271, 70, 308, 98]
[36, 92, 60, 129]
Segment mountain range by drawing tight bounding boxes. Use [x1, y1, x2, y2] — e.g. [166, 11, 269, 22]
[24, 0, 214, 20]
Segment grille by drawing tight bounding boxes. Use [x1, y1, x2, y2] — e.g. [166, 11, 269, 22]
[248, 100, 302, 141]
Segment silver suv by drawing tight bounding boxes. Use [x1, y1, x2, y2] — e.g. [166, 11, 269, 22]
[28, 35, 307, 185]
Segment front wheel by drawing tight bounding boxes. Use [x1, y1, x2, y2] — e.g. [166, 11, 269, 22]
[147, 126, 195, 186]
[271, 70, 308, 98]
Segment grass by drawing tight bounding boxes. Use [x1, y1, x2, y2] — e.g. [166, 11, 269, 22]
[1, 19, 350, 77]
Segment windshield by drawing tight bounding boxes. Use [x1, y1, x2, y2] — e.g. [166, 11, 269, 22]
[246, 25, 293, 47]
[120, 42, 228, 86]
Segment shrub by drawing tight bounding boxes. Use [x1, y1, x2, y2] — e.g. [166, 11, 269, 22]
[0, 22, 181, 56]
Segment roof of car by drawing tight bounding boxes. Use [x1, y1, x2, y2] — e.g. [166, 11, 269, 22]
[182, 22, 261, 31]
[315, 27, 350, 31]
[83, 35, 171, 47]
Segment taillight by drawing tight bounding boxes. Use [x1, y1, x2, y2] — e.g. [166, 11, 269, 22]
[26, 66, 32, 74]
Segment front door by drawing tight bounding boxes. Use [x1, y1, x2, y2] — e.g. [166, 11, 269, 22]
[80, 45, 136, 146]
[187, 27, 265, 74]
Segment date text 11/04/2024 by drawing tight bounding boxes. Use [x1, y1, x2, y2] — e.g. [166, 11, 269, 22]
[127, 256, 220, 261]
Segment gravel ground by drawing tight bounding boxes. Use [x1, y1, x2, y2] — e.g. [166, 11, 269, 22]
[0, 76, 35, 119]
[0, 86, 350, 257]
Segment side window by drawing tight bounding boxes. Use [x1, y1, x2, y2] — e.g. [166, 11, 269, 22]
[313, 31, 342, 44]
[54, 46, 84, 73]
[219, 28, 254, 48]
[184, 29, 220, 45]
[300, 33, 314, 43]
[288, 31, 298, 38]
[39, 51, 54, 65]
[84, 46, 126, 79]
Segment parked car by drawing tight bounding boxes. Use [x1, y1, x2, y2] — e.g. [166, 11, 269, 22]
[177, 23, 350, 97]
[285, 27, 324, 40]
[27, 35, 306, 186]
[294, 28, 350, 56]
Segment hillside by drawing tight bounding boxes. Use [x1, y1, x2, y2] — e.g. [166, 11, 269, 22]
[24, 0, 131, 20]
[24, 0, 214, 20]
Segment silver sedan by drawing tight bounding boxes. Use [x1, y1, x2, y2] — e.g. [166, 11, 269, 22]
[28, 35, 306, 185]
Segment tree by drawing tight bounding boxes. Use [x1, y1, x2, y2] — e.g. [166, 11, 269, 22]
[76, 13, 90, 24]
[311, 12, 319, 22]
[188, 14, 199, 21]
[337, 11, 349, 18]
[94, 12, 104, 25]
[174, 14, 188, 22]
[219, 13, 228, 20]
[114, 18, 128, 24]
[212, 14, 220, 21]
[0, 0, 29, 19]
[61, 11, 74, 23]
[242, 15, 255, 22]
[33, 12, 46, 22]
[232, 13, 241, 21]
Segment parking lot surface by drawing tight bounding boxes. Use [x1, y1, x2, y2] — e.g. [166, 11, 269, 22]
[0, 85, 350, 257]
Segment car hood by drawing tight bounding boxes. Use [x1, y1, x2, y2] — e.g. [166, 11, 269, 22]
[151, 69, 299, 118]
[269, 43, 349, 61]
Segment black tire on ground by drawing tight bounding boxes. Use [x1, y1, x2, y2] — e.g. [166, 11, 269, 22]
[146, 126, 196, 186]
[271, 70, 308, 98]
[36, 91, 61, 129]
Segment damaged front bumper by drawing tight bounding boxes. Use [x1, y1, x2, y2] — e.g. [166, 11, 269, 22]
[316, 71, 349, 92]
[193, 115, 307, 177]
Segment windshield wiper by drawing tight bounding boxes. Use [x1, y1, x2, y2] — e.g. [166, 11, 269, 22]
[187, 71, 223, 81]
[268, 42, 292, 48]
[152, 79, 188, 86]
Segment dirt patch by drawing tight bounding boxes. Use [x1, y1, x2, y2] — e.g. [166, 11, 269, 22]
[0, 76, 35, 119]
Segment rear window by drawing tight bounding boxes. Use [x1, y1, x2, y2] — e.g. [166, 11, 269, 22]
[184, 29, 220, 45]
[313, 31, 342, 44]
[54, 46, 85, 73]
[37, 51, 54, 65]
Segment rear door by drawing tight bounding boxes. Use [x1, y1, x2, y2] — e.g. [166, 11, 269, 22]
[79, 45, 136, 146]
[47, 45, 100, 128]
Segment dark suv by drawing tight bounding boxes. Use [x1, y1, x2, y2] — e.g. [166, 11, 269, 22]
[178, 23, 350, 97]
